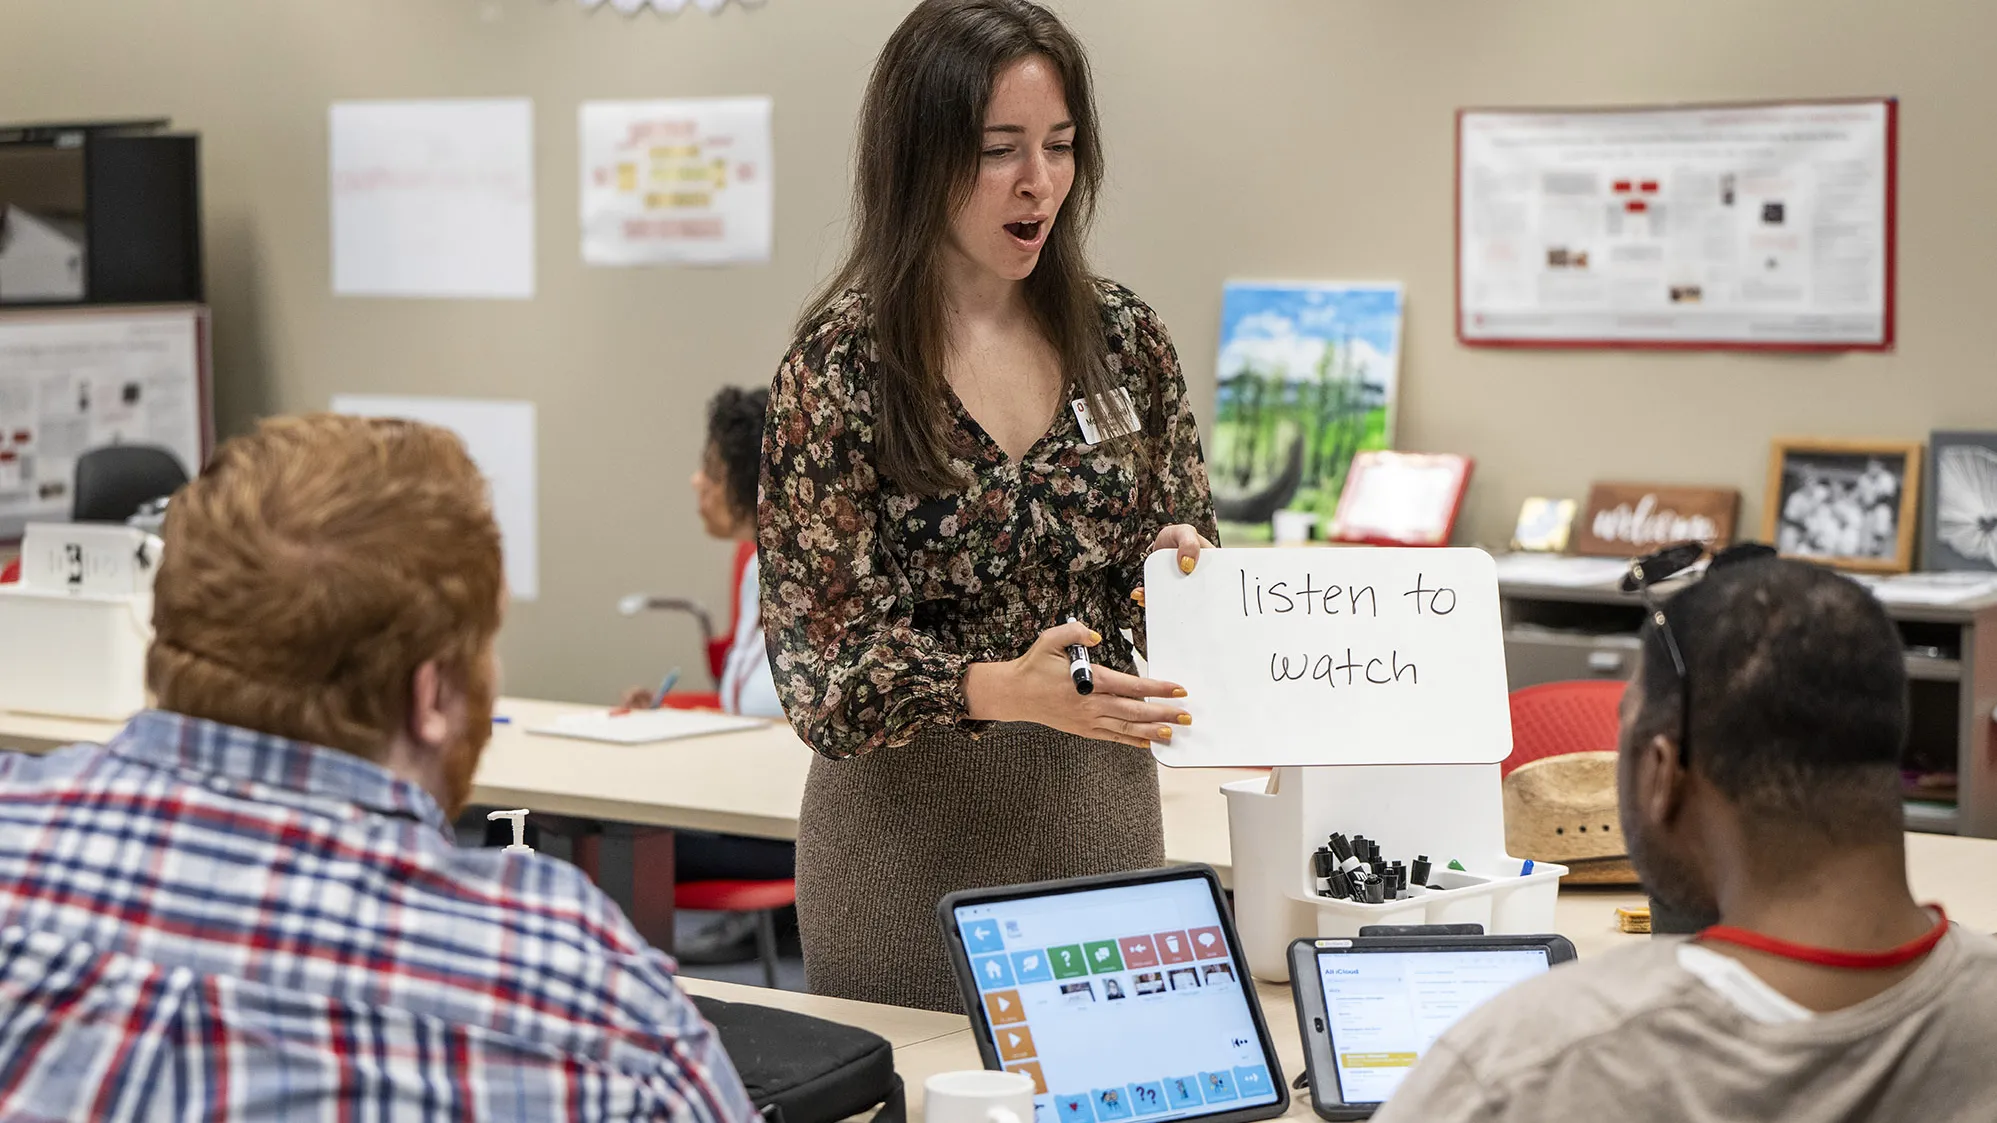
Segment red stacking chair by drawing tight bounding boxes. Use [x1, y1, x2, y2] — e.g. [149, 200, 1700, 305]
[674, 879, 795, 989]
[607, 541, 794, 984]
[1505, 680, 1627, 778]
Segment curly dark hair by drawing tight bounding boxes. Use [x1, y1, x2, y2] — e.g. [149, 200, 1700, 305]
[707, 386, 770, 526]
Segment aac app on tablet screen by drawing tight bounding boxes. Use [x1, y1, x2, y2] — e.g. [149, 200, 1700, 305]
[953, 876, 1281, 1123]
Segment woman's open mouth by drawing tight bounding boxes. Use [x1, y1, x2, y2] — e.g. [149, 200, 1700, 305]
[1004, 220, 1046, 247]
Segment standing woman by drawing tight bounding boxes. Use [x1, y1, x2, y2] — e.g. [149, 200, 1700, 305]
[759, 0, 1217, 1012]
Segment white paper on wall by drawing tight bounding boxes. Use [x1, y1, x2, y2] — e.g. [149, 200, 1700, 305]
[329, 395, 540, 601]
[579, 97, 774, 266]
[330, 99, 536, 300]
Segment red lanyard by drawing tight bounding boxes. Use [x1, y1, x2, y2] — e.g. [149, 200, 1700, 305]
[1697, 906, 1950, 970]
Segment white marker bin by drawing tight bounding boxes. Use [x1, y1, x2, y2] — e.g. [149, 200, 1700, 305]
[1224, 763, 1566, 983]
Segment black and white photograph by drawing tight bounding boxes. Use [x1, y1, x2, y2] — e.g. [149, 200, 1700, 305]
[1762, 440, 1922, 573]
[1924, 431, 1997, 572]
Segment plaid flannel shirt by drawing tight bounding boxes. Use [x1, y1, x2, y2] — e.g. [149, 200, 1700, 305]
[0, 710, 755, 1122]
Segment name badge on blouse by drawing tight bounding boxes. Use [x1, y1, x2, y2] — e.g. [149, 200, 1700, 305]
[1071, 387, 1141, 444]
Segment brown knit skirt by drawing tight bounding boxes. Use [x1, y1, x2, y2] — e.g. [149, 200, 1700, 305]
[795, 722, 1166, 1012]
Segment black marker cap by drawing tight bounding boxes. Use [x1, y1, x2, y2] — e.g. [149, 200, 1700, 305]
[1364, 876, 1385, 905]
[1328, 868, 1352, 899]
[1312, 849, 1338, 879]
[1328, 833, 1354, 862]
[1411, 855, 1431, 885]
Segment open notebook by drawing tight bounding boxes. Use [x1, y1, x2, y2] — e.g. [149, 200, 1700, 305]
[526, 709, 768, 745]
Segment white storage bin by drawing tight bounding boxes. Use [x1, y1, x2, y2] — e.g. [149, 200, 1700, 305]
[1225, 764, 1566, 982]
[0, 586, 151, 721]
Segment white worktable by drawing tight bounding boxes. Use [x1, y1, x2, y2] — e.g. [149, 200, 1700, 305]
[0, 697, 1258, 873]
[15, 699, 1997, 1121]
[9, 701, 1996, 959]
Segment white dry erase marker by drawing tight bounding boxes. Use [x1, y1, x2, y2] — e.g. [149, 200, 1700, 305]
[1064, 615, 1095, 695]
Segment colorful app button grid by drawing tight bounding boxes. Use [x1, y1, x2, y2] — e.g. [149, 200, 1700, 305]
[1047, 944, 1091, 980]
[1055, 1094, 1096, 1123]
[985, 989, 1026, 1026]
[1083, 940, 1125, 974]
[1008, 1061, 1048, 1095]
[1162, 1076, 1203, 1110]
[1091, 1087, 1134, 1121]
[973, 953, 1017, 990]
[1118, 935, 1161, 969]
[997, 1024, 1038, 1062]
[1231, 1066, 1273, 1098]
[1012, 948, 1054, 984]
[1126, 1081, 1170, 1117]
[1187, 927, 1229, 961]
[963, 919, 1008, 954]
[1196, 1071, 1237, 1103]
[1049, 1064, 1274, 1123]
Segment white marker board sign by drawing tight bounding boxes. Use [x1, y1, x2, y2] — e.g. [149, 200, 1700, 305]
[1143, 547, 1513, 768]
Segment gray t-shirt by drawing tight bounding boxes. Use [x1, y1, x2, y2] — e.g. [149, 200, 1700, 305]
[1375, 927, 1997, 1123]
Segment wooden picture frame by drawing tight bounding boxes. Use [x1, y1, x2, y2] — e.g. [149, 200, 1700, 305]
[1572, 483, 1739, 558]
[1761, 438, 1923, 574]
[1327, 451, 1474, 547]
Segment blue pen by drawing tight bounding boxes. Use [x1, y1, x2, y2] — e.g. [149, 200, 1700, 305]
[491, 716, 512, 725]
[650, 668, 682, 709]
[1520, 859, 1535, 876]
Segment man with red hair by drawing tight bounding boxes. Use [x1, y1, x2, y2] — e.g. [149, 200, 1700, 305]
[0, 415, 752, 1122]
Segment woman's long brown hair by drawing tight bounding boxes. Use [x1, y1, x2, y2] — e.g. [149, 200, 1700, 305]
[801, 0, 1123, 496]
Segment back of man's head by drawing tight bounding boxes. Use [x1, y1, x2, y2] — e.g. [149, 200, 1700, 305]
[147, 414, 504, 762]
[1633, 556, 1907, 840]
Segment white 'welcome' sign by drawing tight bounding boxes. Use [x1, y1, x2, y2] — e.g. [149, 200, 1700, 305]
[1143, 547, 1513, 768]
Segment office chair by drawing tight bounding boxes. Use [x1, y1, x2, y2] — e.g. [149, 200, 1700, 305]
[72, 444, 190, 523]
[617, 540, 757, 707]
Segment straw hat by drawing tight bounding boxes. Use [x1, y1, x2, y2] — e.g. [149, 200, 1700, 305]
[1502, 750, 1639, 886]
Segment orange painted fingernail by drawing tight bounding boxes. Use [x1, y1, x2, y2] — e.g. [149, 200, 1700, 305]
[1177, 713, 1193, 726]
[1089, 631, 1102, 645]
[1131, 589, 1145, 604]
[1171, 688, 1188, 698]
[1179, 556, 1196, 574]
[1157, 727, 1174, 740]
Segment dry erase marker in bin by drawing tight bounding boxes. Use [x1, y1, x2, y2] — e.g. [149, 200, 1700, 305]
[1064, 615, 1094, 695]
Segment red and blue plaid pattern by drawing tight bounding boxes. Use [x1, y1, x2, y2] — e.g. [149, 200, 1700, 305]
[0, 710, 754, 1122]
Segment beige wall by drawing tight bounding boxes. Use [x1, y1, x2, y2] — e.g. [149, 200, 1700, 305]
[4, 0, 1992, 703]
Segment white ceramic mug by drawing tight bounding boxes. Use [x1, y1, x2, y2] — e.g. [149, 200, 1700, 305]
[1271, 508, 1318, 546]
[925, 1070, 1035, 1123]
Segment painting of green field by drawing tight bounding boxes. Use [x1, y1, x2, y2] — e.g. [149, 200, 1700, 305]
[1211, 282, 1403, 541]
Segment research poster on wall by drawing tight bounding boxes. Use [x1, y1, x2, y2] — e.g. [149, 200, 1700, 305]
[579, 97, 774, 266]
[0, 308, 210, 540]
[1457, 99, 1895, 349]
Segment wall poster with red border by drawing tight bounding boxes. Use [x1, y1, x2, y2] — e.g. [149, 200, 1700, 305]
[1457, 99, 1896, 351]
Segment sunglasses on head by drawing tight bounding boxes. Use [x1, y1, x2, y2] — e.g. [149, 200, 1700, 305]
[1619, 541, 1777, 765]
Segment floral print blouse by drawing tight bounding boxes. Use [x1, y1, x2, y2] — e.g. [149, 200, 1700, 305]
[758, 280, 1218, 761]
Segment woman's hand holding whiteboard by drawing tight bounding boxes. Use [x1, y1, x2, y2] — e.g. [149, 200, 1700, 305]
[1141, 547, 1514, 768]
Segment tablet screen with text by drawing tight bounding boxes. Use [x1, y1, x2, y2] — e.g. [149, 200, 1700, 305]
[1316, 948, 1549, 1104]
[952, 876, 1282, 1123]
